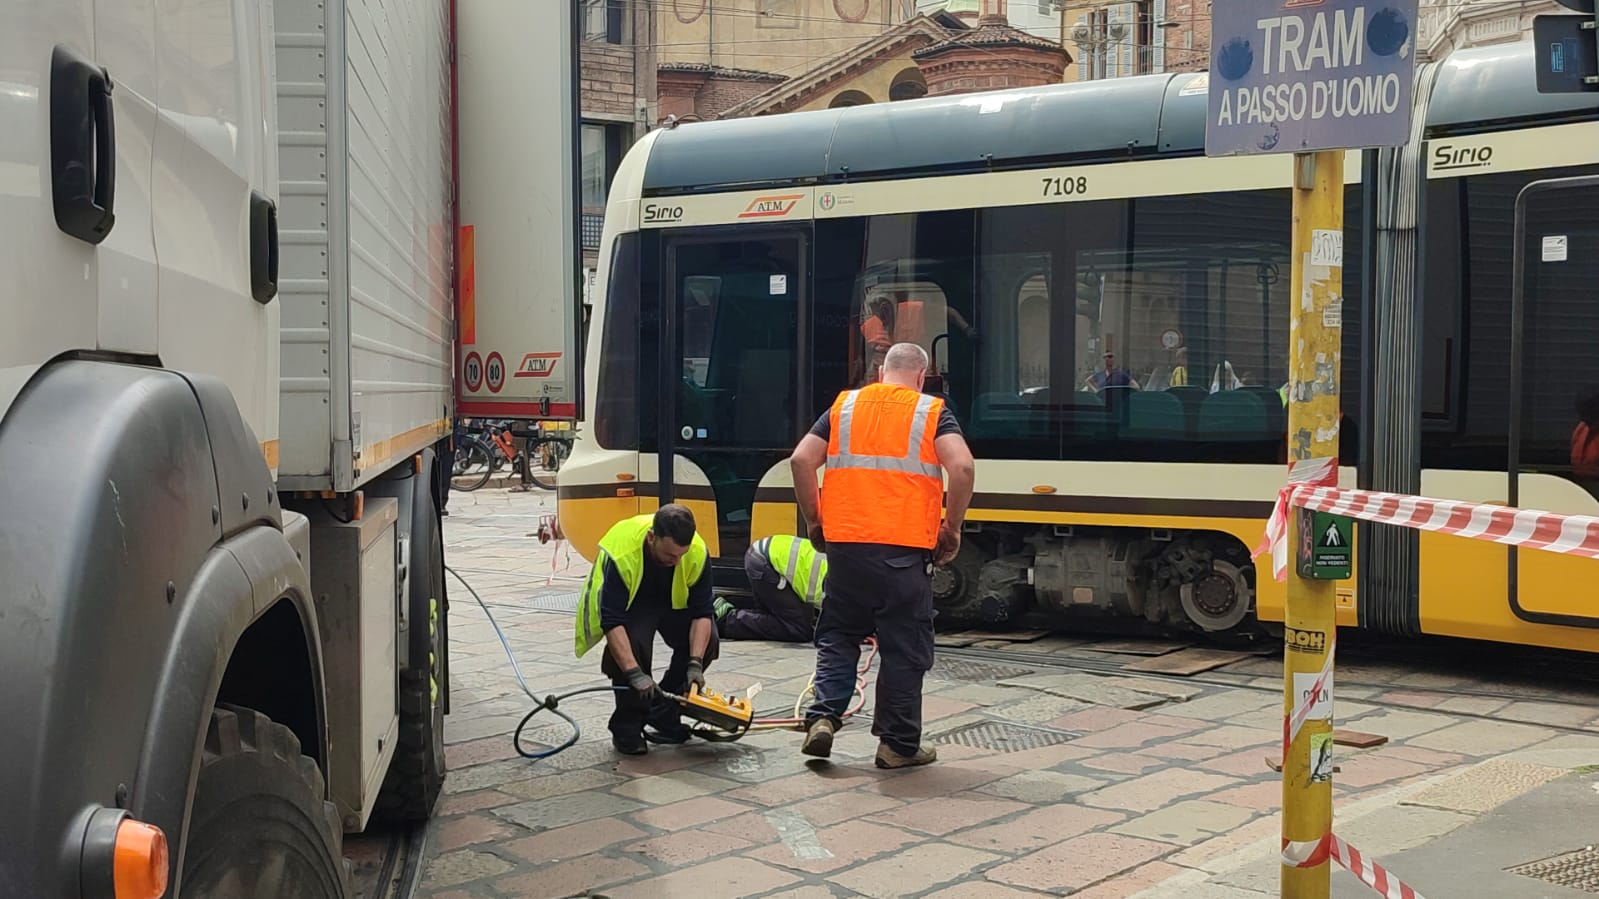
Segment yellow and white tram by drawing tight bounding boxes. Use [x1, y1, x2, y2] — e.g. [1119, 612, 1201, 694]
[559, 40, 1599, 653]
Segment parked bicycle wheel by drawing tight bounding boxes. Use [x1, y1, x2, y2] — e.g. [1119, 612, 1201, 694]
[451, 439, 493, 491]
[523, 437, 567, 491]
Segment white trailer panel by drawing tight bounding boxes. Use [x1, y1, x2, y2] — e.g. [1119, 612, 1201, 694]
[275, 0, 454, 492]
[455, 0, 579, 420]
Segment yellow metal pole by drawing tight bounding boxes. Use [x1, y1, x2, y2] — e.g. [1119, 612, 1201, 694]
[1281, 148, 1343, 899]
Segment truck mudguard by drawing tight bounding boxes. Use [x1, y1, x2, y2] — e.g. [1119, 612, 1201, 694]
[0, 359, 325, 897]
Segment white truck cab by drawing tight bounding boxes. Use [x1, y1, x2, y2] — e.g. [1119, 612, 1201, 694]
[0, 0, 571, 895]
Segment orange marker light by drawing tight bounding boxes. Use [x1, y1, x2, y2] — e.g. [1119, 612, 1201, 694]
[113, 819, 168, 899]
[1031, 485, 1057, 495]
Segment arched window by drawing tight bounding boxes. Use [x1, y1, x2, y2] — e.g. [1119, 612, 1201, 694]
[829, 89, 873, 108]
[888, 68, 927, 101]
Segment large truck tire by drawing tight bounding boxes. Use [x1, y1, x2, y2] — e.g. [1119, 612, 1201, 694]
[375, 450, 448, 822]
[181, 705, 353, 899]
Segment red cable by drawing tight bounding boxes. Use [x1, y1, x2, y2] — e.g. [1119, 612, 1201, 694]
[753, 637, 878, 726]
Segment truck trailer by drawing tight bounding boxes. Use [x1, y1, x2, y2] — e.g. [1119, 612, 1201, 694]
[0, 0, 577, 896]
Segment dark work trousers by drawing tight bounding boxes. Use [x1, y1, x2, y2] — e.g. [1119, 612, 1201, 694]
[721, 547, 818, 643]
[805, 542, 935, 756]
[599, 605, 721, 740]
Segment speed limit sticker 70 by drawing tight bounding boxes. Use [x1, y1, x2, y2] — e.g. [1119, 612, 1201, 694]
[462, 352, 483, 392]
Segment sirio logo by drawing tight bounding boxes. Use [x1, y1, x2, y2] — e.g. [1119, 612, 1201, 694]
[514, 352, 561, 378]
[643, 203, 684, 224]
[1432, 143, 1493, 172]
[738, 194, 804, 219]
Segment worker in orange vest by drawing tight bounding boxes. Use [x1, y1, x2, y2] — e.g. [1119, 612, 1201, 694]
[787, 342, 975, 768]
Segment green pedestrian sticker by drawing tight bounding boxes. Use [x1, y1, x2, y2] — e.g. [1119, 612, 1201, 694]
[1296, 508, 1352, 580]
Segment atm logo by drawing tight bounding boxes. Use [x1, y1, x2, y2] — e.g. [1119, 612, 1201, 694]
[738, 194, 805, 219]
[514, 352, 561, 378]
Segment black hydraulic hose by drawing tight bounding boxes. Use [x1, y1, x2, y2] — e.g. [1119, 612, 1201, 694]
[444, 565, 625, 760]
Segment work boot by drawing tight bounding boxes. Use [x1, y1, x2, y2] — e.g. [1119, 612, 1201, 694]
[875, 742, 936, 769]
[713, 597, 735, 621]
[801, 718, 835, 758]
[613, 733, 647, 756]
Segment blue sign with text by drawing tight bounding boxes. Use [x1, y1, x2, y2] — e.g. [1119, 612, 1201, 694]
[1205, 0, 1419, 156]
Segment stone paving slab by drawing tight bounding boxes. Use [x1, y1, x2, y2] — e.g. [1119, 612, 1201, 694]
[408, 487, 1599, 899]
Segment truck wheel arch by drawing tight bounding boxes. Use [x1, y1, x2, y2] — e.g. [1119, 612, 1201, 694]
[0, 358, 330, 897]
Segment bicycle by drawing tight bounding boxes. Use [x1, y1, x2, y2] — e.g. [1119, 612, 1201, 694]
[451, 420, 517, 492]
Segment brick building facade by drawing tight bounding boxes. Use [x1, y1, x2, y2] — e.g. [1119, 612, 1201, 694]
[578, 0, 655, 303]
[913, 10, 1068, 95]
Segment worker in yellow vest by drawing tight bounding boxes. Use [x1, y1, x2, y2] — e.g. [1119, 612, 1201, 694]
[716, 534, 827, 643]
[789, 342, 976, 769]
[574, 504, 718, 756]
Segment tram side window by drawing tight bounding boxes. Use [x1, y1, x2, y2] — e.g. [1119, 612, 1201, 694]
[845, 211, 978, 401]
[1421, 180, 1464, 428]
[594, 233, 640, 450]
[1510, 169, 1599, 479]
[1061, 190, 1293, 462]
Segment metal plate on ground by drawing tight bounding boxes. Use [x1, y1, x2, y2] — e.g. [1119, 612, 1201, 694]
[1506, 845, 1599, 892]
[524, 592, 579, 612]
[930, 658, 1035, 682]
[931, 720, 1081, 753]
[1121, 648, 1254, 676]
[1084, 638, 1188, 656]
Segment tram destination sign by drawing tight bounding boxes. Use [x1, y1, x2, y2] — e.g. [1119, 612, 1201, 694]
[1206, 0, 1419, 156]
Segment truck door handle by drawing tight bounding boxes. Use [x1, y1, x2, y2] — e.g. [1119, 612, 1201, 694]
[50, 45, 116, 245]
[250, 190, 279, 303]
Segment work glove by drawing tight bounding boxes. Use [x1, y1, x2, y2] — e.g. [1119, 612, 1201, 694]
[686, 657, 706, 693]
[622, 667, 659, 699]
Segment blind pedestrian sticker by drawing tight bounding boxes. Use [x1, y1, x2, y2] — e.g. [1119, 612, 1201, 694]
[1206, 0, 1419, 157]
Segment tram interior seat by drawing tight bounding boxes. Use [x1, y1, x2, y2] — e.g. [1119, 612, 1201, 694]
[973, 391, 1051, 441]
[1163, 386, 1209, 437]
[1196, 389, 1275, 442]
[1123, 391, 1188, 440]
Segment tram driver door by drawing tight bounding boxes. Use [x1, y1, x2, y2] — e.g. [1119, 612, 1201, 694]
[657, 228, 809, 584]
[1508, 177, 1599, 628]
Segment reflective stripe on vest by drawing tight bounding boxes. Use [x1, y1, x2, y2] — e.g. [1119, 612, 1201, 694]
[834, 390, 942, 478]
[760, 533, 827, 607]
[819, 382, 945, 549]
[574, 513, 708, 658]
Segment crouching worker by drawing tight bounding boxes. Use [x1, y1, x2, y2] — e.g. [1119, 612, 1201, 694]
[574, 504, 720, 755]
[716, 534, 826, 642]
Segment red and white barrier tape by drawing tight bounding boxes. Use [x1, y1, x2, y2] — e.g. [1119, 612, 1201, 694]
[541, 514, 577, 586]
[1283, 834, 1428, 899]
[1283, 631, 1336, 756]
[1254, 457, 1340, 582]
[1253, 456, 1599, 582]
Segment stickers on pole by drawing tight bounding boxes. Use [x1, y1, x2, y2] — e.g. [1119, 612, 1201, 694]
[1294, 669, 1334, 721]
[1311, 229, 1344, 267]
[1310, 731, 1335, 783]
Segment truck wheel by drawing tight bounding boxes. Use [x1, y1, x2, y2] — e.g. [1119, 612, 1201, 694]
[375, 456, 447, 822]
[181, 705, 352, 899]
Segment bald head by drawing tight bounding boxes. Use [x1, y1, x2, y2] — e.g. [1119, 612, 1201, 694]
[881, 342, 929, 388]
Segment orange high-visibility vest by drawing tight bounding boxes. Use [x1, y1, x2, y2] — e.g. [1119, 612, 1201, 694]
[820, 382, 945, 549]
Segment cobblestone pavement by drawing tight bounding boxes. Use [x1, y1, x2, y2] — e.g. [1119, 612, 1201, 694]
[415, 487, 1599, 898]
